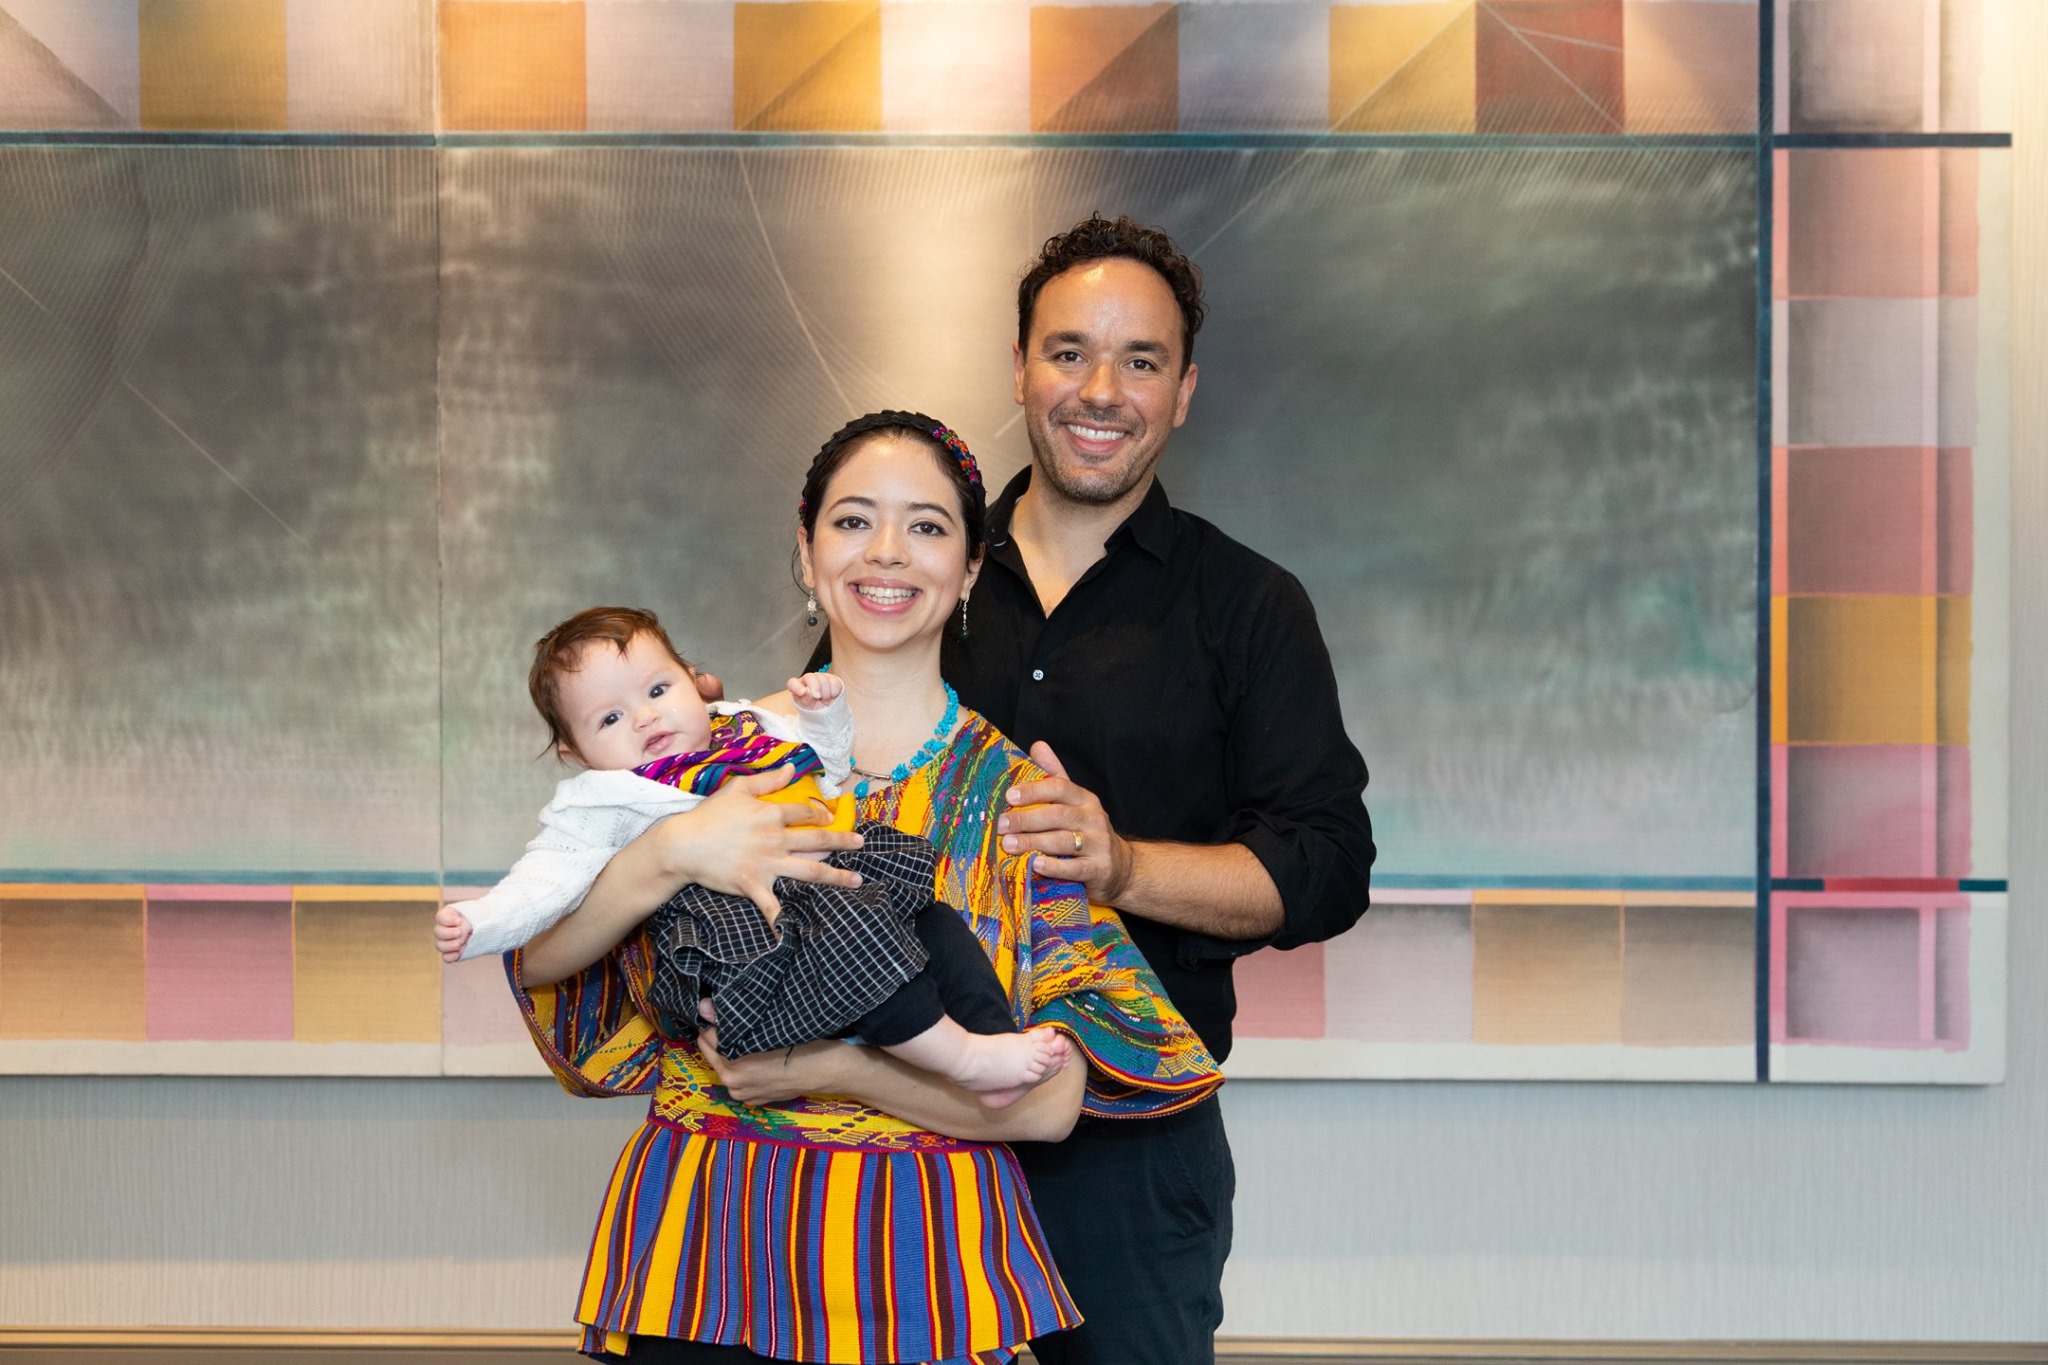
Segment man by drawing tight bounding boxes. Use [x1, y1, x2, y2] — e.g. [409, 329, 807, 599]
[945, 215, 1376, 1365]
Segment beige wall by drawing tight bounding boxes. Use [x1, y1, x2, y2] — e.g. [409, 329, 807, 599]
[4, 15, 2045, 1342]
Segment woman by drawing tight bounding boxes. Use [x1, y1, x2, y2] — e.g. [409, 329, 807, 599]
[515, 411, 1221, 1364]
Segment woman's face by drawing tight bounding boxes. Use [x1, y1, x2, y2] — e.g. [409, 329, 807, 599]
[798, 435, 981, 657]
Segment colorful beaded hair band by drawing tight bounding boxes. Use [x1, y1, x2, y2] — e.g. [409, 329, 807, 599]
[930, 425, 982, 488]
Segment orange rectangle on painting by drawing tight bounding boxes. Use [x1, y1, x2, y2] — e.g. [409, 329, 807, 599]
[1937, 595, 1970, 746]
[294, 897, 441, 1042]
[1475, 0, 1623, 134]
[139, 0, 287, 131]
[0, 895, 147, 1039]
[1621, 1, 1758, 134]
[1471, 901, 1622, 1044]
[1329, 3, 1475, 133]
[439, 1, 586, 132]
[1620, 902, 1755, 1046]
[734, 1, 881, 132]
[1030, 4, 1177, 133]
[1784, 595, 1937, 745]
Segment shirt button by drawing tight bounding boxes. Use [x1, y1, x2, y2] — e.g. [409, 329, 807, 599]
[1032, 669, 1045, 681]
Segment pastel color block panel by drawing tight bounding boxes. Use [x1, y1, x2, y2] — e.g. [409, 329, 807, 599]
[1232, 942, 1326, 1039]
[1471, 895, 1623, 1045]
[586, 1, 734, 132]
[880, 2, 1028, 133]
[1619, 900, 1754, 1046]
[1784, 299, 1978, 447]
[1780, 744, 1970, 878]
[1784, 150, 1980, 299]
[1786, 0, 1990, 133]
[441, 955, 528, 1046]
[144, 894, 294, 1041]
[292, 892, 440, 1043]
[1179, 1, 1328, 132]
[1475, 0, 1624, 134]
[1777, 893, 1969, 1048]
[1620, 1, 1757, 134]
[439, 0, 587, 132]
[0, 0, 141, 128]
[1324, 900, 1473, 1043]
[138, 0, 286, 130]
[1782, 595, 1967, 745]
[1781, 447, 1972, 595]
[0, 888, 147, 1040]
[1030, 3, 1178, 133]
[283, 0, 432, 132]
[733, 0, 880, 132]
[1328, 3, 1476, 133]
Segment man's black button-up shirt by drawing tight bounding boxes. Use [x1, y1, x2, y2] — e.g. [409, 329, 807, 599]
[941, 469, 1375, 1061]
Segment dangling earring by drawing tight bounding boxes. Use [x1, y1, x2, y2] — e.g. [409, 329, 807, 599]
[805, 592, 818, 628]
[958, 596, 970, 640]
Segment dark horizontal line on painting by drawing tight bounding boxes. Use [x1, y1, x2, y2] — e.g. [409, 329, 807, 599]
[1769, 877, 2007, 894]
[0, 131, 435, 148]
[1375, 874, 1755, 891]
[0, 130, 1759, 152]
[0, 870, 441, 887]
[1774, 132, 2012, 149]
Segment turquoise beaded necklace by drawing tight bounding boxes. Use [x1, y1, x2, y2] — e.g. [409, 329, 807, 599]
[818, 665, 960, 799]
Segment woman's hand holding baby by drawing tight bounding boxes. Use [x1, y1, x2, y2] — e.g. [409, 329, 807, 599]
[658, 765, 864, 919]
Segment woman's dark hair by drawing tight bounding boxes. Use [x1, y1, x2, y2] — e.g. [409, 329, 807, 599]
[1016, 214, 1206, 369]
[796, 410, 988, 563]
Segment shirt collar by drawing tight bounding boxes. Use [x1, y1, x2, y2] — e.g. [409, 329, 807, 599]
[986, 466, 1175, 564]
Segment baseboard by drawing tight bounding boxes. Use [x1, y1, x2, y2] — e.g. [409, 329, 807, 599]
[0, 1331, 2041, 1364]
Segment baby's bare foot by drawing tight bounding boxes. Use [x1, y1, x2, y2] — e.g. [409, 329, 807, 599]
[962, 1027, 1070, 1109]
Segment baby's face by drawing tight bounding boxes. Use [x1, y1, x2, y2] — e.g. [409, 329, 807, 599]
[556, 631, 714, 771]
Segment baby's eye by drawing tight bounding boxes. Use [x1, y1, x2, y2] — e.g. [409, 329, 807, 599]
[598, 711, 621, 729]
[650, 682, 669, 698]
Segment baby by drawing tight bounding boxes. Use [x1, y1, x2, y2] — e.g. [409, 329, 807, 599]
[434, 606, 1069, 1107]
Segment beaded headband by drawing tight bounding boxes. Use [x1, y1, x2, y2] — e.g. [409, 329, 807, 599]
[930, 425, 983, 489]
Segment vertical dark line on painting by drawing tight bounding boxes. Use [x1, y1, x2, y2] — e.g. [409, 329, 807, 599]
[1753, 0, 1777, 1083]
[433, 148, 448, 907]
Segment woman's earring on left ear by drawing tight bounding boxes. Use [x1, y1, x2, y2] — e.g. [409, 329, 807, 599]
[806, 593, 818, 628]
[958, 596, 970, 640]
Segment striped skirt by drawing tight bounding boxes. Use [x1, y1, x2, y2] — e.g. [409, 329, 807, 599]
[576, 1118, 1081, 1363]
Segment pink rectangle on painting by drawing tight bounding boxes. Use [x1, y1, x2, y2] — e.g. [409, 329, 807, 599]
[145, 899, 294, 1040]
[441, 952, 529, 1046]
[1233, 943, 1325, 1039]
[1937, 447, 1972, 594]
[146, 883, 294, 901]
[1783, 446, 1929, 594]
[1934, 906, 1969, 1044]
[1325, 902, 1474, 1043]
[1937, 746, 1971, 878]
[1771, 743, 1790, 879]
[1784, 744, 1948, 878]
[1783, 902, 1920, 1044]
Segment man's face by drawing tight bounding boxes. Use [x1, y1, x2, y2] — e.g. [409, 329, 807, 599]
[1013, 257, 1198, 510]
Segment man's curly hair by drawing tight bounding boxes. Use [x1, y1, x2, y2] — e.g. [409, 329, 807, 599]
[1016, 214, 1206, 370]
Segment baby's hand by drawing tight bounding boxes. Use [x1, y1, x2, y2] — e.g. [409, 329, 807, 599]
[787, 671, 845, 711]
[433, 904, 473, 963]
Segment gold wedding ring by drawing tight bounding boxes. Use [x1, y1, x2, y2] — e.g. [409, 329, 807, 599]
[1072, 831, 1084, 854]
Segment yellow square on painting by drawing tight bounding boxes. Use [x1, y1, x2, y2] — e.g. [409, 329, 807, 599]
[0, 896, 148, 1040]
[140, 0, 287, 131]
[294, 897, 442, 1043]
[733, 1, 881, 132]
[1329, 3, 1475, 133]
[1471, 898, 1623, 1044]
[1784, 596, 1937, 745]
[440, 1, 587, 132]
